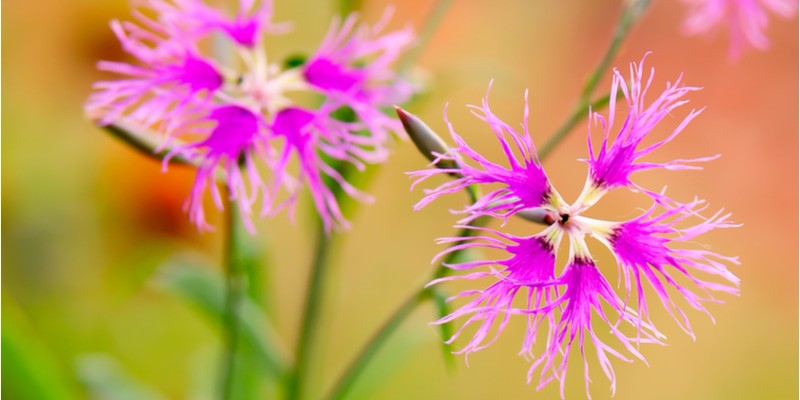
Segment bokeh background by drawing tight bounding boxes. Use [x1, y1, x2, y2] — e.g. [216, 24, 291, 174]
[3, 0, 797, 399]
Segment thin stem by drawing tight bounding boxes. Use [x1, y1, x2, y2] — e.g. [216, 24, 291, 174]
[539, 94, 613, 161]
[313, 2, 457, 395]
[538, 0, 651, 159]
[102, 121, 231, 182]
[398, 0, 454, 74]
[103, 121, 190, 166]
[324, 288, 427, 400]
[324, 216, 488, 400]
[220, 199, 246, 400]
[286, 226, 335, 400]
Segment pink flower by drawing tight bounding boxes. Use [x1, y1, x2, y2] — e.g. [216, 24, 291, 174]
[681, 0, 797, 58]
[413, 55, 739, 398]
[87, 1, 416, 232]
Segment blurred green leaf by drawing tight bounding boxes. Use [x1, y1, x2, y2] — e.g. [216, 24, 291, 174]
[154, 260, 289, 382]
[430, 288, 456, 373]
[2, 297, 78, 400]
[75, 354, 165, 400]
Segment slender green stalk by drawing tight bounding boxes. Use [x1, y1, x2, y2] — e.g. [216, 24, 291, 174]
[429, 287, 456, 372]
[538, 0, 651, 159]
[220, 200, 246, 400]
[286, 226, 335, 400]
[288, 1, 457, 398]
[324, 287, 427, 400]
[103, 122, 190, 166]
[538, 94, 613, 161]
[323, 218, 488, 400]
[102, 121, 232, 182]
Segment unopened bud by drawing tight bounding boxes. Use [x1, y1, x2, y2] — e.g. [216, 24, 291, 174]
[395, 106, 458, 170]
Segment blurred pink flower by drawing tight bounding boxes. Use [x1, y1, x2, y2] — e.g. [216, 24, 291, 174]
[413, 55, 739, 398]
[682, 0, 797, 58]
[87, 1, 415, 232]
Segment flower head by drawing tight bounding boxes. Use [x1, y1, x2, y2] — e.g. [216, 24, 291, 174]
[87, 1, 415, 232]
[412, 55, 739, 398]
[681, 0, 797, 59]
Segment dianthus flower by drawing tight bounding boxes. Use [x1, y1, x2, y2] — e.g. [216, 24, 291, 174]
[681, 0, 796, 59]
[86, 0, 414, 232]
[411, 54, 739, 398]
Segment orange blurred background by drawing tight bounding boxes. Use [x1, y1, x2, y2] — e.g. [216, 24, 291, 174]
[3, 0, 797, 399]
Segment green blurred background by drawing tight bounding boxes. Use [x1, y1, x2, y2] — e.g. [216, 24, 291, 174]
[3, 0, 798, 399]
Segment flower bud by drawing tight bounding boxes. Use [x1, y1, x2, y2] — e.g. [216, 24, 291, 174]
[395, 106, 458, 170]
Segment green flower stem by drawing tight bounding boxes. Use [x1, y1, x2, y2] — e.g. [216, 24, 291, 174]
[538, 93, 614, 161]
[286, 226, 335, 400]
[538, 0, 651, 159]
[287, 0, 456, 396]
[102, 121, 229, 181]
[103, 121, 191, 166]
[220, 199, 247, 400]
[324, 216, 489, 400]
[324, 286, 425, 400]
